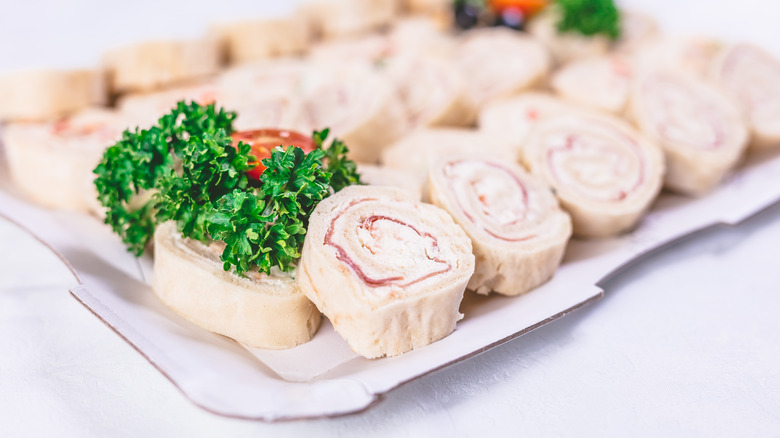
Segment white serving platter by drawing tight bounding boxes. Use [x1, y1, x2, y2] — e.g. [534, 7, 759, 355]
[1, 148, 779, 421]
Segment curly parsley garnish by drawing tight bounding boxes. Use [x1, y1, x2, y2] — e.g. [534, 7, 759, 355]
[94, 102, 361, 275]
[555, 0, 621, 40]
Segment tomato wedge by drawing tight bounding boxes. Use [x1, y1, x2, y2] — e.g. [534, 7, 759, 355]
[231, 129, 316, 180]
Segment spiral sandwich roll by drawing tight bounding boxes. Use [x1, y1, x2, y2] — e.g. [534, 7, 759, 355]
[551, 56, 633, 114]
[523, 113, 664, 238]
[428, 159, 572, 296]
[299, 64, 408, 163]
[153, 222, 321, 349]
[454, 28, 550, 106]
[297, 186, 475, 358]
[478, 93, 582, 145]
[2, 108, 126, 214]
[630, 71, 748, 195]
[386, 55, 476, 128]
[710, 43, 780, 150]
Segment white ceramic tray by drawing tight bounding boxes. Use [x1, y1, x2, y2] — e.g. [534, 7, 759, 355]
[1, 149, 779, 421]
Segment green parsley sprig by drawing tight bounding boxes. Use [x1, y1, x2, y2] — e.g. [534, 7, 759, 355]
[94, 101, 361, 275]
[554, 0, 621, 40]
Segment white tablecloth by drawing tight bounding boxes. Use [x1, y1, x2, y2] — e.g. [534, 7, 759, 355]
[1, 1, 779, 436]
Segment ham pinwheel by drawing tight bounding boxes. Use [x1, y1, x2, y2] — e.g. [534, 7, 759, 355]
[710, 43, 780, 150]
[2, 108, 127, 215]
[381, 128, 519, 186]
[358, 164, 424, 200]
[631, 36, 721, 78]
[386, 55, 476, 128]
[551, 56, 633, 114]
[297, 186, 475, 358]
[427, 159, 572, 296]
[526, 8, 610, 65]
[630, 71, 748, 195]
[522, 113, 664, 238]
[153, 222, 321, 349]
[299, 63, 409, 163]
[454, 28, 550, 106]
[478, 92, 583, 145]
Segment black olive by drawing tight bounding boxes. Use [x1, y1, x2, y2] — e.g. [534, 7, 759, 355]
[494, 7, 526, 30]
[454, 2, 482, 30]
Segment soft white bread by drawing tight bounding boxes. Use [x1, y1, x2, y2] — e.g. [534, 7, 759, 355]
[301, 0, 397, 39]
[630, 35, 721, 78]
[103, 38, 222, 93]
[216, 60, 309, 131]
[297, 185, 474, 358]
[0, 69, 106, 121]
[522, 113, 665, 238]
[709, 43, 780, 150]
[526, 8, 610, 66]
[478, 92, 584, 146]
[2, 108, 127, 215]
[309, 34, 394, 65]
[357, 164, 424, 200]
[116, 82, 219, 129]
[381, 128, 520, 187]
[551, 56, 633, 114]
[211, 17, 310, 65]
[298, 63, 408, 163]
[613, 10, 660, 54]
[385, 54, 477, 128]
[427, 158, 572, 296]
[454, 28, 550, 106]
[152, 222, 321, 349]
[630, 71, 749, 195]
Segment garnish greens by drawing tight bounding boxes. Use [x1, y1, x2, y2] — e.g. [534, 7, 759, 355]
[554, 0, 621, 40]
[94, 101, 361, 275]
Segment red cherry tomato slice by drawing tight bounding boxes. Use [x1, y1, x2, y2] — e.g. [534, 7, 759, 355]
[231, 129, 315, 180]
[490, 0, 548, 15]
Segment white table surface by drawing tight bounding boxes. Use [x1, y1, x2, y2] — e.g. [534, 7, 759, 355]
[1, 1, 780, 436]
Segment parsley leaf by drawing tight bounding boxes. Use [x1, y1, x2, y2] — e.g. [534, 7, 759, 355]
[555, 0, 621, 40]
[93, 101, 236, 254]
[94, 102, 361, 276]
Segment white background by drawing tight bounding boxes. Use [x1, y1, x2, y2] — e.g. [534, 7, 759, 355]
[1, 0, 780, 436]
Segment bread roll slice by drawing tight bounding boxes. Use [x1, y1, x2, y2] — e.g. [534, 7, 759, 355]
[297, 186, 474, 358]
[116, 82, 218, 129]
[104, 38, 222, 93]
[381, 128, 520, 187]
[613, 10, 660, 54]
[298, 63, 408, 163]
[478, 92, 584, 146]
[357, 164, 424, 200]
[216, 60, 309, 131]
[211, 17, 310, 65]
[0, 69, 106, 121]
[153, 222, 321, 349]
[709, 43, 780, 150]
[527, 8, 610, 66]
[2, 108, 127, 215]
[630, 36, 721, 78]
[630, 71, 749, 195]
[551, 56, 633, 114]
[522, 113, 664, 238]
[454, 28, 550, 106]
[386, 55, 476, 128]
[428, 158, 572, 296]
[301, 0, 397, 39]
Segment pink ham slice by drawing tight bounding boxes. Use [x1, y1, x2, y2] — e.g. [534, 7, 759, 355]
[297, 185, 474, 358]
[2, 108, 129, 216]
[427, 159, 572, 296]
[710, 43, 780, 150]
[522, 113, 664, 238]
[630, 71, 749, 195]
